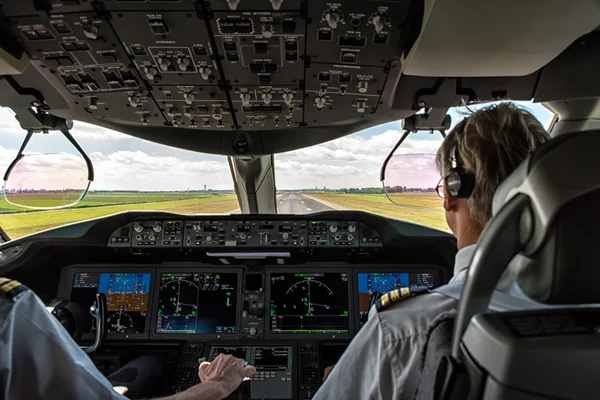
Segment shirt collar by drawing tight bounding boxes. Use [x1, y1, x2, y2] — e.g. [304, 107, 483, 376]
[449, 244, 476, 283]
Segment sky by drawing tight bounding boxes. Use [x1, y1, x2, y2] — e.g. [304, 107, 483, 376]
[0, 101, 555, 191]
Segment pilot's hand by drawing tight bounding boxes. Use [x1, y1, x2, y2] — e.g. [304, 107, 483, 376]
[323, 365, 335, 382]
[198, 354, 256, 398]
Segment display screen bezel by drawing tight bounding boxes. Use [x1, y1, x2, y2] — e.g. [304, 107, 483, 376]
[352, 265, 445, 333]
[265, 267, 354, 339]
[149, 267, 243, 340]
[63, 266, 156, 340]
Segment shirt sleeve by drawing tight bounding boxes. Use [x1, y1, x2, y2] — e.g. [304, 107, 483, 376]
[313, 307, 427, 400]
[0, 290, 127, 400]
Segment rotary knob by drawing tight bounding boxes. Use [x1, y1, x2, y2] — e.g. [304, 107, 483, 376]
[262, 233, 271, 244]
[148, 234, 156, 241]
[282, 232, 290, 240]
[371, 13, 389, 34]
[177, 57, 191, 71]
[199, 66, 212, 80]
[329, 223, 338, 233]
[167, 107, 178, 117]
[144, 66, 158, 80]
[82, 24, 99, 40]
[315, 96, 326, 110]
[239, 232, 247, 240]
[88, 97, 99, 110]
[324, 9, 342, 29]
[183, 92, 195, 105]
[348, 224, 356, 233]
[153, 223, 162, 232]
[249, 327, 257, 336]
[356, 101, 367, 113]
[206, 235, 213, 243]
[261, 92, 273, 105]
[261, 23, 274, 38]
[133, 222, 144, 233]
[157, 57, 171, 71]
[240, 92, 251, 107]
[282, 92, 294, 106]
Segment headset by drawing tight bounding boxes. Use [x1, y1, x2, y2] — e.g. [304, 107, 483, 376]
[445, 142, 475, 198]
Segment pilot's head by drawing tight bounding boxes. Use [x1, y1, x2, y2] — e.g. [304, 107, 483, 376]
[436, 102, 550, 248]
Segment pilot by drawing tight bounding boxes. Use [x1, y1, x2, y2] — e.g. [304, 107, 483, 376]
[313, 102, 551, 399]
[0, 278, 256, 400]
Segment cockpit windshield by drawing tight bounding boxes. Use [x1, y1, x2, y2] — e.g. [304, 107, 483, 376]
[0, 101, 554, 239]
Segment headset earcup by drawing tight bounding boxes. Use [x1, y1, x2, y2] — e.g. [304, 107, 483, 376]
[446, 170, 463, 197]
[458, 172, 475, 198]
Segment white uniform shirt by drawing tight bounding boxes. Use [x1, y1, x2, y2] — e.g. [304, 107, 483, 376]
[0, 284, 127, 400]
[313, 245, 547, 400]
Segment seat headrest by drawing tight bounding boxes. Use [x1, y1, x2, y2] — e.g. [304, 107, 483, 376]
[491, 131, 600, 304]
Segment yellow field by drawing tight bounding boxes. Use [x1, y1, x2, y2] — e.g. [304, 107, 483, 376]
[1, 195, 238, 239]
[308, 193, 449, 232]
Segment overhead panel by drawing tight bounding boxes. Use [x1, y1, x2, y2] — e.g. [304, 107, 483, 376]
[0, 0, 414, 152]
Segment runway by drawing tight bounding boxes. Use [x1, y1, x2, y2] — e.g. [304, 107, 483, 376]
[276, 193, 337, 214]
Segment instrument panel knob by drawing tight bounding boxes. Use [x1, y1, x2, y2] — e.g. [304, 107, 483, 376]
[261, 92, 273, 105]
[324, 10, 342, 29]
[348, 223, 356, 233]
[82, 24, 99, 40]
[157, 57, 171, 71]
[270, 0, 283, 10]
[133, 222, 144, 233]
[240, 92, 251, 107]
[153, 223, 163, 233]
[282, 92, 294, 106]
[148, 234, 156, 241]
[144, 66, 158, 80]
[356, 101, 367, 113]
[329, 223, 338, 233]
[128, 95, 141, 108]
[87, 97, 99, 110]
[315, 96, 326, 110]
[199, 66, 212, 81]
[262, 233, 271, 244]
[371, 13, 389, 34]
[183, 92, 195, 105]
[261, 23, 274, 38]
[206, 235, 213, 243]
[249, 327, 257, 336]
[177, 57, 191, 71]
[167, 107, 178, 117]
[358, 81, 369, 94]
[226, 0, 241, 10]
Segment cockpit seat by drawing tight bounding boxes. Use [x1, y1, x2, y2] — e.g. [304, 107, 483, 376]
[424, 130, 600, 400]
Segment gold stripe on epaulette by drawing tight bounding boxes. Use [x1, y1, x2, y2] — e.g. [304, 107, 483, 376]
[390, 289, 400, 302]
[381, 292, 390, 308]
[0, 277, 11, 287]
[401, 287, 410, 297]
[0, 280, 21, 294]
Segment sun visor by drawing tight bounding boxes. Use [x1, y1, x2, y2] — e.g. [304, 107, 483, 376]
[402, 0, 600, 77]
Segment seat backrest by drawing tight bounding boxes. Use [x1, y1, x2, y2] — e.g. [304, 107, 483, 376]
[438, 130, 600, 400]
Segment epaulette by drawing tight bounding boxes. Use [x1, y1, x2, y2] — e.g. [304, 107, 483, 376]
[0, 278, 28, 302]
[376, 286, 430, 312]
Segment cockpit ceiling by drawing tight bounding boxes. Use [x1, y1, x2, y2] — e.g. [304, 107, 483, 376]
[0, 0, 599, 156]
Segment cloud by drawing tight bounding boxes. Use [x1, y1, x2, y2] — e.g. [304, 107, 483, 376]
[275, 129, 444, 189]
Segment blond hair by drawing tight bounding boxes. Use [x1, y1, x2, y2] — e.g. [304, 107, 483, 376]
[436, 102, 550, 229]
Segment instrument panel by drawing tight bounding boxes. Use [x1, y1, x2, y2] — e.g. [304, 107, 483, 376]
[108, 218, 381, 248]
[0, 0, 408, 130]
[59, 264, 445, 341]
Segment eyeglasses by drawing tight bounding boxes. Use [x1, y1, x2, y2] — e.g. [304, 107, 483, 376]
[435, 178, 445, 198]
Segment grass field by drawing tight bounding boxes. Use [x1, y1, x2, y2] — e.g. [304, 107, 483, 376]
[307, 193, 449, 232]
[0, 193, 238, 239]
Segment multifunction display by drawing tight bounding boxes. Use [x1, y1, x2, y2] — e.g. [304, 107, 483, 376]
[357, 271, 438, 327]
[70, 272, 151, 335]
[156, 272, 238, 335]
[269, 272, 350, 334]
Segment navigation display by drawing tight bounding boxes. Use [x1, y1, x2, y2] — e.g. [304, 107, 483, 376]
[357, 271, 437, 327]
[269, 272, 350, 334]
[70, 272, 151, 335]
[155, 272, 238, 335]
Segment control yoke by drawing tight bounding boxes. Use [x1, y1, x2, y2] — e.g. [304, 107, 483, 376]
[84, 293, 107, 354]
